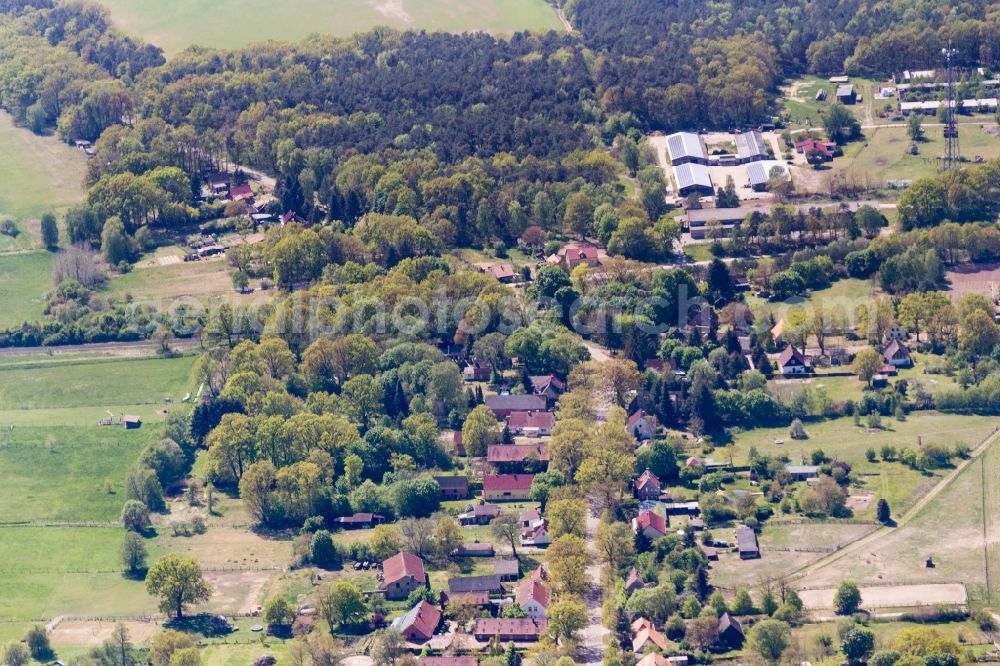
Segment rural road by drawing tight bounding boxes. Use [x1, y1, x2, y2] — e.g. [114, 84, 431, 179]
[578, 509, 610, 664]
[787, 424, 1000, 582]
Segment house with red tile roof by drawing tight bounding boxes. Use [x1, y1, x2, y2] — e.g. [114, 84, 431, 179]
[382, 552, 426, 600]
[520, 518, 551, 547]
[391, 600, 440, 642]
[482, 474, 534, 501]
[515, 578, 551, 619]
[627, 409, 655, 441]
[473, 618, 548, 642]
[632, 510, 668, 540]
[777, 345, 811, 375]
[546, 243, 602, 271]
[488, 443, 549, 472]
[634, 469, 661, 500]
[631, 618, 670, 653]
[229, 183, 254, 202]
[483, 264, 516, 283]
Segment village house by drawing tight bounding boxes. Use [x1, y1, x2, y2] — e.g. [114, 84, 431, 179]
[504, 411, 555, 438]
[485, 394, 547, 419]
[458, 504, 500, 526]
[836, 83, 856, 104]
[488, 443, 549, 473]
[736, 525, 760, 560]
[382, 552, 426, 600]
[632, 510, 668, 540]
[483, 474, 534, 501]
[229, 183, 254, 203]
[717, 613, 746, 648]
[520, 507, 541, 528]
[482, 263, 517, 283]
[494, 558, 520, 581]
[794, 138, 840, 162]
[463, 359, 492, 382]
[448, 574, 505, 595]
[633, 468, 662, 501]
[515, 578, 551, 619]
[884, 340, 913, 368]
[631, 618, 670, 654]
[433, 475, 469, 501]
[777, 345, 811, 375]
[627, 409, 656, 441]
[624, 567, 648, 595]
[520, 518, 551, 547]
[785, 464, 819, 482]
[529, 374, 566, 404]
[473, 618, 547, 642]
[391, 600, 441, 642]
[336, 512, 385, 529]
[546, 243, 602, 271]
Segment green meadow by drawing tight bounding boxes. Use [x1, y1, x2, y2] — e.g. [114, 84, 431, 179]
[95, 0, 563, 55]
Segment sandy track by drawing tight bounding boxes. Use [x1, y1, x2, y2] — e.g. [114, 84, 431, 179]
[799, 583, 966, 610]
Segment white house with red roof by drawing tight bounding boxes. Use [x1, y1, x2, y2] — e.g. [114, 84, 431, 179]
[515, 578, 551, 619]
[627, 409, 655, 441]
[520, 518, 551, 547]
[777, 345, 811, 375]
[632, 510, 668, 540]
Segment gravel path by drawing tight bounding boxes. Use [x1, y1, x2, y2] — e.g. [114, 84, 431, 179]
[577, 510, 610, 664]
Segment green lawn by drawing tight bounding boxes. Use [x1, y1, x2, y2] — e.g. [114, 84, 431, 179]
[0, 425, 161, 522]
[0, 251, 54, 328]
[0, 355, 196, 410]
[95, 0, 562, 55]
[780, 75, 876, 129]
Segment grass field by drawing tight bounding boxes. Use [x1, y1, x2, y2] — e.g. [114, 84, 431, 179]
[795, 431, 999, 602]
[727, 412, 999, 517]
[94, 0, 563, 55]
[0, 112, 86, 226]
[0, 425, 159, 522]
[0, 251, 54, 328]
[844, 124, 1000, 185]
[0, 355, 196, 410]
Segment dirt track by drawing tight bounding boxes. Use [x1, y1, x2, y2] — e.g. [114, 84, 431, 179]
[799, 583, 967, 610]
[789, 426, 1000, 582]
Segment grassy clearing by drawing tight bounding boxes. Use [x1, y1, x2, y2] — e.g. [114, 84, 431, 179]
[95, 0, 562, 55]
[780, 75, 874, 128]
[0, 251, 53, 328]
[0, 425, 158, 522]
[784, 620, 991, 665]
[103, 255, 271, 310]
[726, 412, 998, 517]
[0, 112, 86, 225]
[798, 446, 989, 597]
[0, 355, 196, 410]
[845, 124, 1000, 184]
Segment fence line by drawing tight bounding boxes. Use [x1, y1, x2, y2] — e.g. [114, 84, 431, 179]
[0, 565, 286, 575]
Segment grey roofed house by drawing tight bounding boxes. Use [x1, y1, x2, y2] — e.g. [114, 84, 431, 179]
[734, 130, 768, 163]
[785, 464, 819, 481]
[736, 524, 760, 559]
[666, 131, 709, 165]
[673, 163, 713, 196]
[448, 574, 505, 594]
[836, 83, 856, 102]
[494, 558, 520, 580]
[484, 394, 547, 417]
